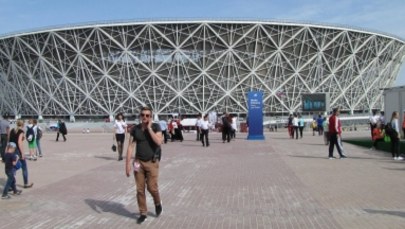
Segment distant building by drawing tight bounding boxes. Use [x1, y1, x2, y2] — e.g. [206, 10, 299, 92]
[383, 86, 405, 126]
[0, 20, 404, 119]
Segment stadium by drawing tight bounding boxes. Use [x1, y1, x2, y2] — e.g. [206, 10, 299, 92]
[0, 20, 405, 120]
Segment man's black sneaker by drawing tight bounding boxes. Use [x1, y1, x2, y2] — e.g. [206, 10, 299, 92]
[155, 204, 163, 217]
[24, 183, 34, 189]
[137, 215, 147, 224]
[13, 190, 22, 195]
[340, 155, 347, 159]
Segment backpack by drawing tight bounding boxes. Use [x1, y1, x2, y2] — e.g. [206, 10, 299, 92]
[26, 126, 35, 143]
[37, 128, 43, 140]
[311, 121, 317, 129]
[385, 122, 396, 138]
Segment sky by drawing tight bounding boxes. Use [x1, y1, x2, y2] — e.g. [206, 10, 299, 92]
[1, 0, 405, 86]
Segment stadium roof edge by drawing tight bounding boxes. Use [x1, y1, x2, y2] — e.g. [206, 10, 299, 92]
[0, 18, 404, 43]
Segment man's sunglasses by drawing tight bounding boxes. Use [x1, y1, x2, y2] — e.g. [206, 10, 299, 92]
[140, 113, 150, 118]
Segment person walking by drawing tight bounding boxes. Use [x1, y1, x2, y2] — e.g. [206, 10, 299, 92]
[34, 119, 43, 157]
[292, 114, 299, 139]
[9, 119, 34, 189]
[0, 114, 10, 162]
[311, 118, 317, 136]
[113, 113, 127, 161]
[389, 111, 402, 160]
[2, 142, 22, 199]
[298, 114, 305, 138]
[328, 108, 347, 159]
[322, 117, 330, 145]
[231, 115, 237, 139]
[175, 119, 184, 142]
[221, 112, 231, 143]
[26, 119, 38, 161]
[56, 120, 67, 142]
[125, 107, 163, 224]
[287, 114, 294, 138]
[317, 114, 324, 136]
[158, 119, 168, 144]
[200, 114, 211, 147]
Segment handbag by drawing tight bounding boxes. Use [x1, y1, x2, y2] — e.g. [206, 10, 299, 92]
[14, 154, 22, 170]
[384, 134, 391, 143]
[111, 136, 117, 152]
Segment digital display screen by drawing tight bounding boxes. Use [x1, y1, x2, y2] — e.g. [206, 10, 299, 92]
[302, 93, 329, 112]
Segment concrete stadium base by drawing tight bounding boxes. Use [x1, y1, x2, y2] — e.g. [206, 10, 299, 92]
[1, 130, 404, 228]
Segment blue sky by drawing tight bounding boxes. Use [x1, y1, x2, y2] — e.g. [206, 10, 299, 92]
[1, 0, 404, 85]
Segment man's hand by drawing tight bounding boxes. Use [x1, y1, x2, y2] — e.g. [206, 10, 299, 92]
[147, 120, 153, 130]
[126, 160, 131, 177]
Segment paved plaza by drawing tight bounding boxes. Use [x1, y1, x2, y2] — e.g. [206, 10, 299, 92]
[1, 128, 405, 229]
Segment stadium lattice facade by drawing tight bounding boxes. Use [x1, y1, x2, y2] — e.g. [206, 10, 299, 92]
[1, 20, 405, 119]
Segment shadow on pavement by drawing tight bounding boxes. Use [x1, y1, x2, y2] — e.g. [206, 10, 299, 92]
[288, 155, 327, 159]
[381, 167, 405, 171]
[94, 156, 118, 161]
[364, 209, 405, 218]
[85, 199, 137, 219]
[288, 155, 382, 160]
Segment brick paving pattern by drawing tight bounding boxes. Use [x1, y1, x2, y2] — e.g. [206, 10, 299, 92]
[0, 130, 404, 228]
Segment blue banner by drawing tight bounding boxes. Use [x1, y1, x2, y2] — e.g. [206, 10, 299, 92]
[247, 91, 265, 140]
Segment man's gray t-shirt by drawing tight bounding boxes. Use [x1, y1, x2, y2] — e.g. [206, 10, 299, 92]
[131, 123, 161, 162]
[0, 119, 10, 134]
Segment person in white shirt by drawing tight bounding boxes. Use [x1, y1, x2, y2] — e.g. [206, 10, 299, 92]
[200, 114, 212, 147]
[292, 114, 299, 139]
[369, 110, 380, 138]
[113, 113, 127, 161]
[231, 116, 237, 139]
[379, 111, 385, 125]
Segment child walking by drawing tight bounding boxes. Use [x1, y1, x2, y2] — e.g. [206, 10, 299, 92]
[2, 142, 22, 199]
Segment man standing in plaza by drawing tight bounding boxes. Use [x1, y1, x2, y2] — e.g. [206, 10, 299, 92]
[328, 108, 347, 159]
[221, 112, 231, 143]
[0, 114, 10, 162]
[126, 107, 163, 224]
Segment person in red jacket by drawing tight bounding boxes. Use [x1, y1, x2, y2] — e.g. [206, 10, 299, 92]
[371, 122, 384, 150]
[328, 108, 347, 159]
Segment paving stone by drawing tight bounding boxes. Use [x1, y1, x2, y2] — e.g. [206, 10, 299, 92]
[0, 130, 404, 228]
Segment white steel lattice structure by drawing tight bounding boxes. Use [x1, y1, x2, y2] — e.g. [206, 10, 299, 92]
[1, 20, 405, 118]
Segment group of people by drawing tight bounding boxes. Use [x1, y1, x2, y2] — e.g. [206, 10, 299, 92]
[0, 117, 36, 199]
[286, 109, 346, 159]
[287, 114, 305, 139]
[167, 119, 184, 142]
[113, 109, 241, 224]
[369, 110, 404, 160]
[0, 116, 70, 199]
[113, 112, 238, 157]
